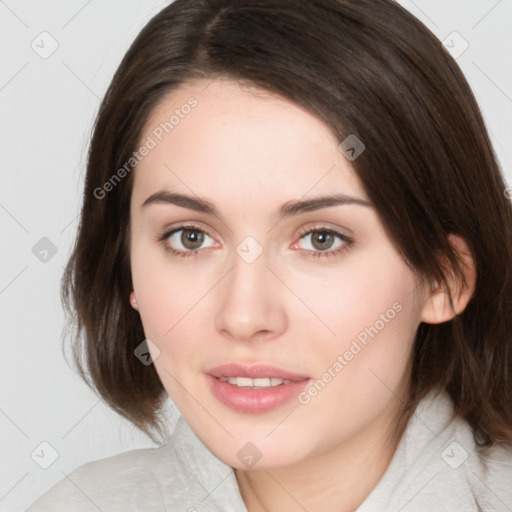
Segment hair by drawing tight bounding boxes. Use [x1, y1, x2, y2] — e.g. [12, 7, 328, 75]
[62, 0, 512, 446]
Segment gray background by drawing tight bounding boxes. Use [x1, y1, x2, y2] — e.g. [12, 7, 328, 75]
[1, 1, 511, 510]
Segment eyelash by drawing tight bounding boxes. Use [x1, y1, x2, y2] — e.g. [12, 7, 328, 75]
[295, 224, 354, 259]
[157, 224, 354, 259]
[157, 224, 216, 259]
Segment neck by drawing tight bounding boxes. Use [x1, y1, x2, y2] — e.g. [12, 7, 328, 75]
[235, 399, 410, 512]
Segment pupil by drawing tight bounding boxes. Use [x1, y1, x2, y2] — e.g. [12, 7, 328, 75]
[312, 231, 333, 250]
[181, 229, 204, 250]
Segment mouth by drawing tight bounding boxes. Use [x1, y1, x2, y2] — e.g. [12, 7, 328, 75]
[205, 363, 311, 413]
[216, 376, 299, 388]
[207, 362, 310, 378]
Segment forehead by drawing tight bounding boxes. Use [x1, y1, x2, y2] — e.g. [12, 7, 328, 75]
[132, 78, 368, 207]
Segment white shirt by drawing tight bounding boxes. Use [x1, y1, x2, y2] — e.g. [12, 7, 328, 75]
[26, 388, 512, 511]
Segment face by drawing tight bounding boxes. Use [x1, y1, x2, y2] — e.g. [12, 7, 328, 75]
[129, 78, 429, 469]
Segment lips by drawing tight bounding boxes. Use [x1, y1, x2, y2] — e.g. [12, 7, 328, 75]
[205, 364, 311, 413]
[206, 363, 310, 381]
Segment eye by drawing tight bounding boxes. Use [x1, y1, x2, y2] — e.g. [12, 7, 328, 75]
[293, 226, 353, 258]
[301, 231, 339, 251]
[159, 225, 217, 256]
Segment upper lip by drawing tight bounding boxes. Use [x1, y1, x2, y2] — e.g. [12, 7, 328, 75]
[207, 363, 310, 381]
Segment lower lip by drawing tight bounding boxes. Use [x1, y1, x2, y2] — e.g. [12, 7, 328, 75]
[205, 375, 311, 413]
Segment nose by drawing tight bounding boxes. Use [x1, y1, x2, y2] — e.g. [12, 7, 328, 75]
[214, 248, 288, 343]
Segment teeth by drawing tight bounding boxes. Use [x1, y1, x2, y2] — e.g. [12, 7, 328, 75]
[218, 376, 293, 388]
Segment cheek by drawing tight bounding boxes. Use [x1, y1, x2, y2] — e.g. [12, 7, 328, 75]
[293, 249, 421, 428]
[130, 242, 219, 377]
[295, 248, 420, 398]
[289, 244, 419, 350]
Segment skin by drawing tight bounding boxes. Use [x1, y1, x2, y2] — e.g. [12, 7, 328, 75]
[129, 78, 475, 511]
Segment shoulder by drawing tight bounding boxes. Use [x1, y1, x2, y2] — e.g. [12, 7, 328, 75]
[25, 417, 211, 512]
[404, 388, 512, 511]
[358, 388, 512, 512]
[467, 440, 512, 511]
[419, 389, 512, 510]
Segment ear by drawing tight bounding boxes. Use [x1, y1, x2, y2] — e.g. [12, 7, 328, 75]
[130, 291, 139, 311]
[420, 233, 476, 324]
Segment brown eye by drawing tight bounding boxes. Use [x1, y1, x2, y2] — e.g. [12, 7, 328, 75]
[162, 226, 216, 255]
[294, 227, 352, 258]
[310, 231, 335, 251]
[180, 229, 205, 250]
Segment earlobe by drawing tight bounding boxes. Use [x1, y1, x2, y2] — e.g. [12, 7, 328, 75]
[130, 291, 139, 311]
[420, 233, 476, 324]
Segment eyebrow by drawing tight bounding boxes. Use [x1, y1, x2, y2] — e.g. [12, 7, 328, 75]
[141, 190, 373, 218]
[280, 194, 372, 216]
[142, 191, 218, 215]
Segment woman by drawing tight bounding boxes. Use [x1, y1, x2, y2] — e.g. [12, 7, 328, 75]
[28, 0, 512, 510]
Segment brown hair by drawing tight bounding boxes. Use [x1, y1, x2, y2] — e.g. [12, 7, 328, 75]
[62, 0, 512, 445]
